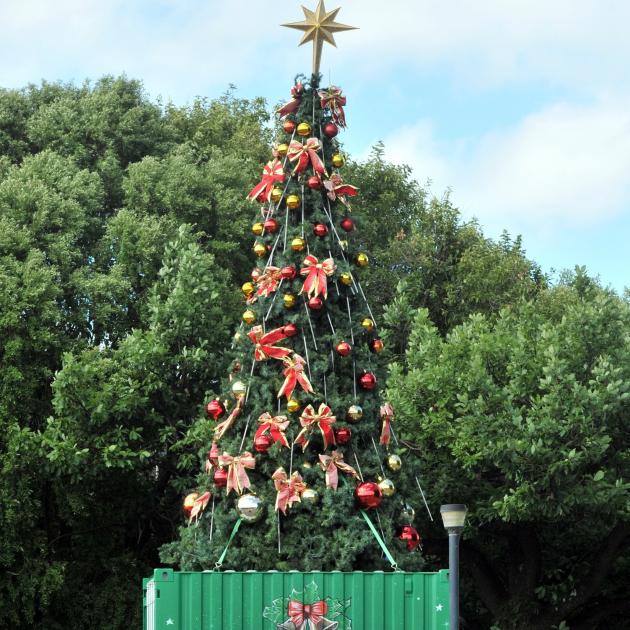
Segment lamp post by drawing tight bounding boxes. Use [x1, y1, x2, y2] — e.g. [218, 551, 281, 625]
[440, 504, 468, 630]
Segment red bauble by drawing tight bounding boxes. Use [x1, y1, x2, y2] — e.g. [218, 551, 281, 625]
[183, 492, 199, 518]
[313, 223, 329, 237]
[355, 481, 383, 510]
[213, 468, 228, 488]
[251, 268, 262, 282]
[307, 175, 322, 190]
[335, 426, 352, 445]
[323, 122, 339, 138]
[359, 372, 377, 391]
[335, 341, 352, 357]
[283, 119, 296, 134]
[283, 322, 298, 337]
[308, 296, 324, 310]
[370, 338, 384, 354]
[397, 525, 422, 551]
[340, 217, 355, 232]
[281, 265, 297, 280]
[254, 433, 274, 453]
[206, 399, 225, 421]
[264, 218, 280, 233]
[256, 191, 267, 204]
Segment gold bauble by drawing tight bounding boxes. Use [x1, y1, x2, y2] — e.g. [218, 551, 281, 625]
[331, 153, 345, 168]
[287, 398, 301, 413]
[361, 318, 375, 332]
[271, 187, 283, 203]
[291, 237, 306, 252]
[283, 293, 297, 309]
[242, 282, 254, 297]
[277, 143, 289, 156]
[231, 380, 247, 399]
[346, 405, 363, 423]
[286, 194, 301, 210]
[386, 454, 402, 472]
[356, 253, 369, 267]
[252, 222, 264, 236]
[301, 487, 319, 505]
[242, 309, 256, 324]
[378, 478, 396, 497]
[339, 240, 348, 251]
[233, 331, 242, 342]
[302, 461, 312, 469]
[253, 242, 267, 258]
[236, 493, 264, 523]
[297, 121, 312, 137]
[339, 272, 353, 286]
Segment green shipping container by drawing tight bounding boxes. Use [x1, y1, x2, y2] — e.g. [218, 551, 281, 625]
[143, 568, 450, 630]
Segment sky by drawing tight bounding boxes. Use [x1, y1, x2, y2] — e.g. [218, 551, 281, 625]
[1, 0, 628, 293]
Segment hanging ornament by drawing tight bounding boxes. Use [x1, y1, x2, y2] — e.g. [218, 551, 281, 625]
[281, 323, 297, 337]
[319, 86, 347, 128]
[386, 454, 402, 472]
[331, 153, 345, 168]
[340, 217, 354, 232]
[301, 487, 319, 505]
[242, 310, 256, 325]
[254, 432, 274, 453]
[264, 217, 280, 233]
[247, 159, 285, 203]
[214, 398, 243, 440]
[334, 426, 352, 445]
[361, 318, 375, 332]
[287, 398, 301, 413]
[354, 481, 383, 510]
[251, 268, 262, 282]
[252, 222, 264, 236]
[281, 265, 297, 280]
[236, 493, 264, 523]
[277, 81, 304, 118]
[396, 525, 421, 551]
[323, 122, 339, 138]
[300, 255, 336, 298]
[339, 239, 348, 250]
[288, 137, 327, 177]
[213, 467, 228, 488]
[308, 296, 323, 310]
[297, 121, 312, 136]
[205, 442, 220, 474]
[319, 450, 360, 489]
[401, 504, 416, 523]
[356, 253, 369, 267]
[283, 119, 296, 134]
[370, 338, 384, 354]
[346, 405, 363, 423]
[248, 325, 292, 361]
[291, 236, 306, 251]
[271, 186, 283, 203]
[256, 267, 283, 298]
[255, 412, 290, 448]
[378, 478, 396, 497]
[283, 293, 297, 309]
[286, 194, 301, 209]
[183, 492, 199, 519]
[278, 354, 314, 400]
[187, 491, 212, 524]
[233, 331, 242, 342]
[273, 467, 306, 514]
[335, 341, 352, 357]
[253, 242, 267, 258]
[359, 372, 377, 391]
[206, 399, 226, 421]
[218, 451, 256, 496]
[296, 403, 337, 450]
[231, 380, 247, 399]
[242, 282, 255, 298]
[339, 272, 353, 286]
[277, 143, 289, 157]
[379, 402, 395, 446]
[324, 174, 359, 207]
[307, 175, 322, 190]
[313, 223, 329, 238]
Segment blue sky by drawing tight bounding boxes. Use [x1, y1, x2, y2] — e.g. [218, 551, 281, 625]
[1, 0, 628, 293]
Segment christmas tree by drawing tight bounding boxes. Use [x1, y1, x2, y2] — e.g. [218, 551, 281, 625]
[161, 1, 425, 573]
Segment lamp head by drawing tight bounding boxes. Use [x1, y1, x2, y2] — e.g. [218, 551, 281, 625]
[440, 504, 468, 531]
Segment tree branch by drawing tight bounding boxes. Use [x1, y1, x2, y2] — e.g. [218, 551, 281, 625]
[462, 541, 508, 618]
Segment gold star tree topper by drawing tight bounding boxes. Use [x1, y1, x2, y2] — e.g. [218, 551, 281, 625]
[282, 1, 357, 76]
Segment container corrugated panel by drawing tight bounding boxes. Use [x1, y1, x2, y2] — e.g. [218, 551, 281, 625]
[142, 568, 450, 630]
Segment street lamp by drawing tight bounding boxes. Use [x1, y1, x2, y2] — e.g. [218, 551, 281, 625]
[440, 504, 468, 630]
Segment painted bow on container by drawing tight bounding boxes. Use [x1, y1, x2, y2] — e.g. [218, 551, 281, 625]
[272, 467, 306, 514]
[188, 491, 211, 524]
[318, 450, 360, 490]
[323, 173, 358, 207]
[247, 159, 285, 203]
[318, 86, 347, 128]
[205, 442, 220, 474]
[217, 451, 256, 495]
[295, 403, 336, 451]
[380, 402, 395, 446]
[287, 138, 327, 176]
[278, 354, 314, 400]
[256, 266, 283, 297]
[248, 325, 292, 361]
[277, 82, 304, 118]
[255, 412, 290, 448]
[214, 398, 243, 441]
[300, 255, 336, 299]
[287, 600, 329, 630]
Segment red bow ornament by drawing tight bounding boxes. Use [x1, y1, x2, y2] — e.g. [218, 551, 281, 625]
[288, 138, 327, 176]
[318, 86, 347, 128]
[218, 451, 256, 495]
[300, 255, 336, 299]
[256, 266, 283, 297]
[248, 325, 292, 361]
[380, 403, 395, 446]
[255, 412, 290, 448]
[287, 600, 329, 630]
[214, 399, 243, 441]
[277, 82, 304, 118]
[318, 450, 360, 490]
[323, 173, 359, 207]
[247, 159, 285, 203]
[272, 467, 306, 514]
[188, 491, 211, 524]
[278, 354, 314, 400]
[295, 403, 336, 451]
[205, 442, 220, 474]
